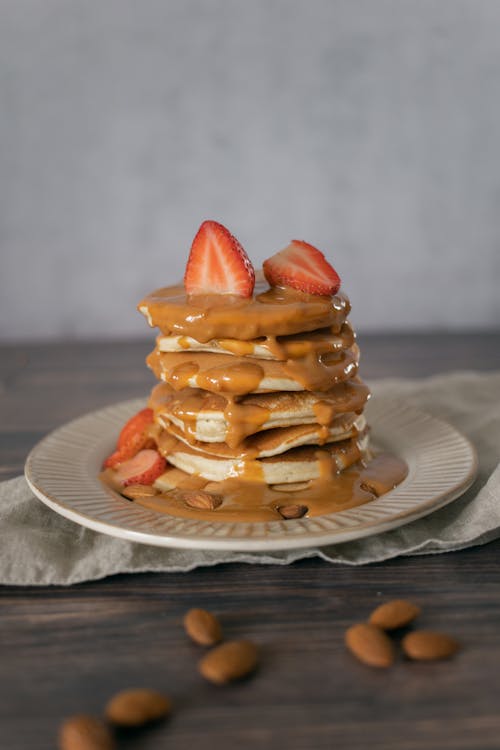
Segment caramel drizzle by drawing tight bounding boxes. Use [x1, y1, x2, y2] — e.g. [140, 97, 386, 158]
[138, 281, 351, 342]
[102, 453, 409, 524]
[147, 345, 360, 396]
[148, 380, 370, 448]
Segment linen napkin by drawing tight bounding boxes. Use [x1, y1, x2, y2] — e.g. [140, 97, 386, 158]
[1, 371, 500, 586]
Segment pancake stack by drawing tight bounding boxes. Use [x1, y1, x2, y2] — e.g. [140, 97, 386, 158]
[101, 222, 408, 522]
[140, 278, 370, 493]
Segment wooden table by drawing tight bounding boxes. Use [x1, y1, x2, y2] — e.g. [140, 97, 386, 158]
[2, 333, 500, 750]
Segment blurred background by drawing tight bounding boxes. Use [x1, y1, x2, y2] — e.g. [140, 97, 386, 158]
[0, 0, 499, 341]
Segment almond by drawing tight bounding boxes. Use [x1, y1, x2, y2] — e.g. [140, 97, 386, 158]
[184, 608, 223, 646]
[181, 490, 223, 510]
[402, 630, 460, 661]
[277, 504, 308, 519]
[199, 640, 258, 684]
[121, 484, 159, 500]
[369, 599, 421, 630]
[105, 688, 171, 727]
[345, 623, 395, 668]
[59, 715, 115, 750]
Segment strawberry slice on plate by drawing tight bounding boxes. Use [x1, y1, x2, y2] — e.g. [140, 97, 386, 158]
[113, 449, 166, 487]
[103, 408, 155, 469]
[263, 239, 341, 296]
[184, 220, 255, 297]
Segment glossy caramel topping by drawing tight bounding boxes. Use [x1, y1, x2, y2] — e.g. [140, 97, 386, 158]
[157, 322, 355, 362]
[161, 413, 361, 459]
[148, 380, 370, 448]
[103, 453, 409, 523]
[147, 346, 359, 395]
[139, 280, 350, 341]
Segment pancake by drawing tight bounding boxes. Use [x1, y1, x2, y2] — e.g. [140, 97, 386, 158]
[159, 431, 369, 484]
[148, 380, 370, 446]
[147, 344, 360, 395]
[138, 279, 350, 341]
[156, 322, 355, 361]
[159, 413, 366, 459]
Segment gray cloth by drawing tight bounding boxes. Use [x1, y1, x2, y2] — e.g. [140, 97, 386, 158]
[1, 371, 500, 586]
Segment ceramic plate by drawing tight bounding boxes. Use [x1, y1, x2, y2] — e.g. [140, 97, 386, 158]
[24, 397, 477, 551]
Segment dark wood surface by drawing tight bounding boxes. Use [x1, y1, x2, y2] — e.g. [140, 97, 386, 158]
[1, 332, 500, 750]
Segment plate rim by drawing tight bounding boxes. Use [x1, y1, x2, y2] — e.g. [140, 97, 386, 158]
[24, 397, 478, 552]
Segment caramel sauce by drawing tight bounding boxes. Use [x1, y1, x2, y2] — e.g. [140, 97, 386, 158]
[158, 416, 362, 461]
[223, 396, 271, 448]
[147, 346, 359, 395]
[197, 361, 265, 394]
[105, 454, 409, 523]
[139, 281, 350, 341]
[162, 322, 355, 361]
[148, 380, 370, 445]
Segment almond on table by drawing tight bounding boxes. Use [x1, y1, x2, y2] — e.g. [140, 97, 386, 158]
[402, 630, 460, 661]
[59, 715, 115, 750]
[198, 640, 258, 684]
[369, 599, 421, 630]
[345, 623, 395, 668]
[105, 688, 172, 727]
[184, 608, 223, 646]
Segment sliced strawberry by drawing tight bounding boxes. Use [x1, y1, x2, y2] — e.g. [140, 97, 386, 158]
[103, 432, 149, 469]
[263, 240, 341, 296]
[103, 409, 155, 469]
[104, 448, 129, 470]
[184, 220, 255, 297]
[113, 449, 166, 487]
[117, 408, 154, 450]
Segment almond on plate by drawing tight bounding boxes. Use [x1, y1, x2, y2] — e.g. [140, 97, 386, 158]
[180, 490, 223, 511]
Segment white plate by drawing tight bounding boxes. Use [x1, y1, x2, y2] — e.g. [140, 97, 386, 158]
[24, 397, 477, 551]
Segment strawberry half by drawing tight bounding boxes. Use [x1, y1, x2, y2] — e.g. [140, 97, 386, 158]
[184, 220, 255, 297]
[103, 408, 155, 469]
[113, 449, 166, 487]
[263, 240, 341, 296]
[117, 408, 154, 450]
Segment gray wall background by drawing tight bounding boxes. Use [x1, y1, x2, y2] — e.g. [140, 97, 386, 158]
[1, 0, 499, 341]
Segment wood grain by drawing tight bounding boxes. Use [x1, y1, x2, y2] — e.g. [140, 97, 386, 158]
[1, 333, 500, 750]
